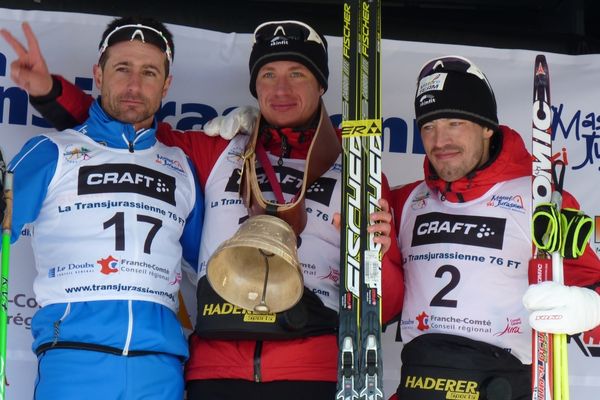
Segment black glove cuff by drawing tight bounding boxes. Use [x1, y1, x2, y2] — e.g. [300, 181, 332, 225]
[29, 75, 62, 106]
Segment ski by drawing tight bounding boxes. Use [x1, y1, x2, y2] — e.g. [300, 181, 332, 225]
[338, 1, 383, 400]
[337, 1, 361, 397]
[529, 55, 554, 400]
[358, 1, 383, 399]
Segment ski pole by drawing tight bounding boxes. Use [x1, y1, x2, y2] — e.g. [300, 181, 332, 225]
[0, 152, 13, 400]
[549, 160, 568, 400]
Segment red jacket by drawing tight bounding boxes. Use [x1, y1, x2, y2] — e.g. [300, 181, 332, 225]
[383, 125, 600, 326]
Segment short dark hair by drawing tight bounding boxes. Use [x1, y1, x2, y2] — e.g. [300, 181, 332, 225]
[98, 16, 175, 76]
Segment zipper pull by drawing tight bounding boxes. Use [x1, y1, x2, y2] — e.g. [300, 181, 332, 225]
[278, 134, 288, 166]
[52, 320, 61, 346]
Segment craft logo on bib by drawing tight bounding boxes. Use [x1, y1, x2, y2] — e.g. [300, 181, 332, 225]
[78, 163, 176, 205]
[412, 212, 506, 249]
[224, 165, 337, 206]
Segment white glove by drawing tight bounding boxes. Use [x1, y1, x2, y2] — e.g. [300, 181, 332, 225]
[203, 106, 260, 140]
[523, 281, 600, 335]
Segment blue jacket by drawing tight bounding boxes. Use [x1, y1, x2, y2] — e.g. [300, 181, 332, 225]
[8, 100, 203, 359]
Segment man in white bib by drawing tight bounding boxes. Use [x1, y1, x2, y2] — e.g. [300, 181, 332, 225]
[383, 55, 600, 400]
[2, 17, 203, 400]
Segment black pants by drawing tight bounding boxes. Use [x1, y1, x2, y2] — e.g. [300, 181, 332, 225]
[398, 334, 532, 400]
[186, 379, 336, 400]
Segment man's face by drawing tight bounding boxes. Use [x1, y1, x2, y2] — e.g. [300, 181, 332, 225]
[255, 60, 323, 128]
[420, 118, 494, 182]
[93, 40, 171, 130]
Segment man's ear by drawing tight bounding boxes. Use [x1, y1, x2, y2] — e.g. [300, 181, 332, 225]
[93, 64, 102, 90]
[162, 75, 173, 99]
[483, 126, 494, 139]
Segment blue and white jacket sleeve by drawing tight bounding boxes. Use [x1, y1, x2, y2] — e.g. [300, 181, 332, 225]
[179, 158, 203, 274]
[7, 136, 58, 243]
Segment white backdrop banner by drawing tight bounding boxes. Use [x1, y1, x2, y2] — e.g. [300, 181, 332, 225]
[1, 7, 599, 400]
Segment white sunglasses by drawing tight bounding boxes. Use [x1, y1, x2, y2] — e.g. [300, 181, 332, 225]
[99, 23, 173, 66]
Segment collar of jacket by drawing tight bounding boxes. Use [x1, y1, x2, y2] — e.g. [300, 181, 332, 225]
[259, 126, 317, 160]
[74, 99, 158, 150]
[424, 125, 532, 203]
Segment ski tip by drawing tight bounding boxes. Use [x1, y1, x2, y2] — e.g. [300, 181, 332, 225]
[535, 55, 548, 73]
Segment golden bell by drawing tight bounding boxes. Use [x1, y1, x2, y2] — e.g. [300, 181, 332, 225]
[206, 215, 303, 313]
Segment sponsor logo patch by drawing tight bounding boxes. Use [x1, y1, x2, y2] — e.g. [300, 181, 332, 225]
[224, 165, 336, 206]
[403, 375, 480, 399]
[416, 72, 447, 97]
[63, 144, 92, 163]
[487, 194, 526, 213]
[411, 212, 506, 249]
[78, 163, 176, 205]
[155, 153, 186, 175]
[418, 94, 436, 108]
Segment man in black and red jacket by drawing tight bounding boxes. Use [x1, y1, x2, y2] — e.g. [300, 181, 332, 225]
[382, 55, 600, 400]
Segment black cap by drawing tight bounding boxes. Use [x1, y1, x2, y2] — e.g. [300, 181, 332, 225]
[414, 55, 498, 130]
[249, 20, 328, 98]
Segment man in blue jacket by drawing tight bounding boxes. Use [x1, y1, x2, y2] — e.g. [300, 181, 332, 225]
[3, 16, 203, 400]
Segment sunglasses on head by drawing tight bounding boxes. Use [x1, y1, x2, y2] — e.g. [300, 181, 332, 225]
[417, 55, 494, 93]
[99, 23, 173, 66]
[253, 20, 325, 51]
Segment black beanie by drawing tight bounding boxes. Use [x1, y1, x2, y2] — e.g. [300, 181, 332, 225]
[414, 56, 498, 131]
[249, 20, 328, 98]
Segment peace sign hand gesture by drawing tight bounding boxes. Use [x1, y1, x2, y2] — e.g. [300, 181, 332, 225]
[1, 22, 53, 97]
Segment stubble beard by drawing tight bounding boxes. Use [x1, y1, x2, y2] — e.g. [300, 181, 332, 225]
[105, 94, 156, 126]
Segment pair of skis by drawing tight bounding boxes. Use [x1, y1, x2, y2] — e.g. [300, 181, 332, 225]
[337, 1, 384, 400]
[530, 55, 569, 400]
